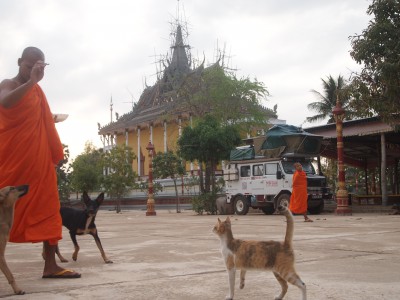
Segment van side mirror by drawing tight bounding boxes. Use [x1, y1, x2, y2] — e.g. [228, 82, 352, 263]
[276, 170, 284, 180]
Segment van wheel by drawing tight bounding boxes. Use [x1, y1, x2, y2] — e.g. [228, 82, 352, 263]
[276, 194, 290, 209]
[234, 196, 249, 215]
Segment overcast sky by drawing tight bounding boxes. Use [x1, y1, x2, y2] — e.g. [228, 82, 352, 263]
[0, 0, 372, 160]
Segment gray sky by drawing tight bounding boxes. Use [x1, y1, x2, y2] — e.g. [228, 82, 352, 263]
[0, 0, 372, 160]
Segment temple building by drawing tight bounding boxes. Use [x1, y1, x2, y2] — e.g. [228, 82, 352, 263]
[98, 20, 276, 177]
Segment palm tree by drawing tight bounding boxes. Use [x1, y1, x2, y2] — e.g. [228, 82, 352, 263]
[306, 75, 354, 124]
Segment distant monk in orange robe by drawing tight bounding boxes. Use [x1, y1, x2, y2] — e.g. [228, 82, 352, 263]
[0, 47, 80, 278]
[289, 162, 313, 222]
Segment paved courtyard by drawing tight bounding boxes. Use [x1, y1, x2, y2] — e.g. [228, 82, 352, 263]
[1, 208, 399, 299]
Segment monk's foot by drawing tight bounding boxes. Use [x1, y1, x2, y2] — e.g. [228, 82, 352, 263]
[304, 218, 313, 222]
[43, 266, 81, 279]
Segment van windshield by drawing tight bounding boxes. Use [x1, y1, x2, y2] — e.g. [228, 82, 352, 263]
[281, 161, 315, 175]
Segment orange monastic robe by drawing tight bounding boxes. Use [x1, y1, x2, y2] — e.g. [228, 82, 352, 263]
[289, 170, 308, 214]
[0, 84, 63, 244]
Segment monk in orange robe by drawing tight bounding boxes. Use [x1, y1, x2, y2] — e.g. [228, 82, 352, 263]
[289, 162, 313, 222]
[0, 47, 80, 278]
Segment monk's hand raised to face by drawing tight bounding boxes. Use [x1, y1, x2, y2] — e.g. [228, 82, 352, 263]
[30, 60, 48, 84]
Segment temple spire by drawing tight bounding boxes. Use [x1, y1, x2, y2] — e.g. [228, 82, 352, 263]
[170, 24, 190, 73]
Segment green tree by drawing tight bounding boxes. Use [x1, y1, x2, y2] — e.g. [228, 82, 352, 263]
[70, 142, 103, 194]
[321, 158, 338, 193]
[349, 0, 400, 121]
[56, 144, 71, 203]
[137, 180, 163, 197]
[152, 151, 185, 213]
[178, 115, 242, 194]
[306, 75, 356, 124]
[101, 144, 136, 213]
[177, 65, 276, 135]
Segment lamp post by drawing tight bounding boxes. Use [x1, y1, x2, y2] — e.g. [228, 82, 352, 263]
[146, 141, 156, 216]
[332, 93, 352, 215]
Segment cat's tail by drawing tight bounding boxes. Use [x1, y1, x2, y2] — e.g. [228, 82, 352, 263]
[278, 204, 294, 248]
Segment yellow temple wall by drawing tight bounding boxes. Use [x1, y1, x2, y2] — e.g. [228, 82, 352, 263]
[106, 116, 230, 178]
[111, 118, 200, 177]
[152, 124, 164, 154]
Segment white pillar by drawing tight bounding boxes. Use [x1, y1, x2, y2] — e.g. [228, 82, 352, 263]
[102, 135, 106, 149]
[137, 127, 141, 176]
[102, 135, 107, 176]
[125, 129, 129, 146]
[178, 117, 182, 137]
[106, 134, 110, 147]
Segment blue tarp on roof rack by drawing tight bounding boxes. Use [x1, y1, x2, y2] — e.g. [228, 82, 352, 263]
[261, 124, 322, 156]
[230, 146, 255, 161]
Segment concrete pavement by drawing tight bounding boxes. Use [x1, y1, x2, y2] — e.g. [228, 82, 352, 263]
[1, 208, 399, 299]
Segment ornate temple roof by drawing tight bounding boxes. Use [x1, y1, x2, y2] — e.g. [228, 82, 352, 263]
[98, 19, 276, 136]
[99, 23, 201, 135]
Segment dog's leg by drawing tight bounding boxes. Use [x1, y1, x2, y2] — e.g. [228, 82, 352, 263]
[70, 232, 80, 261]
[41, 242, 68, 262]
[55, 245, 69, 263]
[0, 257, 24, 295]
[0, 237, 24, 295]
[90, 230, 113, 263]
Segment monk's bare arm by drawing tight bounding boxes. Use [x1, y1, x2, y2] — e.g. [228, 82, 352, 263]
[0, 79, 36, 108]
[0, 61, 46, 108]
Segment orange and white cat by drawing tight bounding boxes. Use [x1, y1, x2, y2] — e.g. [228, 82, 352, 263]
[213, 205, 306, 300]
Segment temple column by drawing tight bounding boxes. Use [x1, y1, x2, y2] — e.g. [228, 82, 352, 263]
[333, 93, 352, 215]
[178, 117, 182, 137]
[107, 134, 111, 148]
[146, 141, 156, 216]
[137, 127, 141, 177]
[150, 123, 153, 143]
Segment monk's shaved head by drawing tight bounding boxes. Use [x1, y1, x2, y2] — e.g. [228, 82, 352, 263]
[21, 47, 44, 61]
[16, 46, 46, 84]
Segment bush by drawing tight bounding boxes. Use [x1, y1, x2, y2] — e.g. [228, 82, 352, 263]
[191, 192, 218, 215]
[137, 180, 163, 196]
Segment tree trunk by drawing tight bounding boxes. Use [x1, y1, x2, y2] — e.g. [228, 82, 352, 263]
[381, 133, 387, 205]
[211, 160, 216, 193]
[115, 194, 121, 213]
[205, 161, 211, 193]
[199, 164, 204, 194]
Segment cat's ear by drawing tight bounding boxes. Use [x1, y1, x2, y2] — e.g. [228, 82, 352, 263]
[218, 218, 221, 224]
[225, 216, 231, 223]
